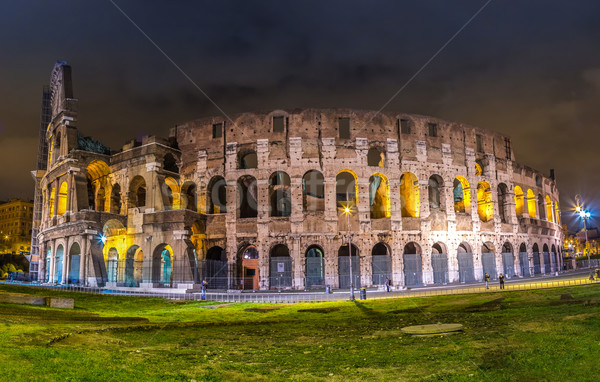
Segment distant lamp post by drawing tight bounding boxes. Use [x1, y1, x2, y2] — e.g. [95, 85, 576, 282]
[575, 194, 592, 277]
[341, 199, 356, 301]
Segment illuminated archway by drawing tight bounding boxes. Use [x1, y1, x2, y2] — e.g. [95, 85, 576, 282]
[497, 183, 509, 223]
[336, 170, 358, 208]
[527, 189, 536, 218]
[129, 176, 146, 209]
[95, 186, 105, 212]
[477, 181, 493, 222]
[68, 243, 81, 284]
[453, 176, 471, 213]
[181, 181, 197, 212]
[400, 172, 420, 217]
[367, 147, 385, 167]
[58, 181, 68, 216]
[554, 201, 560, 224]
[164, 177, 180, 210]
[369, 173, 390, 219]
[106, 247, 119, 283]
[537, 194, 546, 220]
[152, 244, 173, 287]
[545, 195, 553, 223]
[124, 245, 143, 286]
[54, 244, 64, 283]
[514, 186, 524, 215]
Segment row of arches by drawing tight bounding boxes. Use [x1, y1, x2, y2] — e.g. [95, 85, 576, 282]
[45, 242, 81, 284]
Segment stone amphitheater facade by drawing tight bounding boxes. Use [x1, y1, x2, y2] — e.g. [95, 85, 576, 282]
[38, 62, 563, 290]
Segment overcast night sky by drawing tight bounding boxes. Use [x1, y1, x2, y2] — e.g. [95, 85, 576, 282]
[1, 0, 599, 231]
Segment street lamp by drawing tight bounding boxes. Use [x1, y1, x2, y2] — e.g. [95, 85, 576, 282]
[575, 194, 592, 277]
[341, 200, 356, 301]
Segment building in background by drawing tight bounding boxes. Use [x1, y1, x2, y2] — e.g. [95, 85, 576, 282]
[0, 199, 33, 255]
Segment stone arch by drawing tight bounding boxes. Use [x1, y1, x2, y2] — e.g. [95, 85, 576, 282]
[431, 242, 448, 285]
[87, 160, 111, 210]
[403, 242, 422, 286]
[269, 171, 291, 217]
[58, 181, 68, 215]
[54, 244, 64, 283]
[369, 173, 390, 219]
[302, 170, 324, 212]
[129, 176, 146, 209]
[238, 244, 259, 290]
[181, 181, 197, 212]
[204, 246, 228, 289]
[338, 244, 360, 289]
[400, 172, 420, 218]
[237, 175, 257, 218]
[532, 243, 541, 275]
[207, 176, 227, 214]
[124, 245, 143, 286]
[497, 183, 509, 223]
[538, 194, 546, 220]
[238, 149, 257, 169]
[545, 195, 553, 223]
[336, 169, 358, 207]
[305, 245, 325, 289]
[67, 242, 81, 284]
[475, 161, 483, 176]
[554, 200, 560, 224]
[269, 243, 292, 288]
[527, 189, 536, 218]
[428, 174, 445, 211]
[152, 244, 173, 287]
[543, 243, 551, 273]
[514, 186, 524, 215]
[367, 146, 385, 167]
[110, 183, 122, 214]
[501, 241, 515, 278]
[457, 242, 475, 283]
[96, 186, 106, 212]
[518, 242, 530, 276]
[371, 242, 391, 285]
[163, 177, 180, 210]
[453, 176, 471, 213]
[163, 153, 178, 173]
[48, 186, 56, 217]
[551, 244, 558, 272]
[481, 241, 497, 279]
[477, 181, 493, 222]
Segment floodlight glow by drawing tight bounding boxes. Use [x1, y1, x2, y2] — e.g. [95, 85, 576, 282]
[344, 207, 350, 213]
[100, 234, 107, 244]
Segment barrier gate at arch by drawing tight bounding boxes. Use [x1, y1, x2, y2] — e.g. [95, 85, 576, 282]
[457, 250, 475, 283]
[502, 252, 515, 278]
[403, 243, 422, 287]
[338, 244, 360, 289]
[431, 243, 448, 285]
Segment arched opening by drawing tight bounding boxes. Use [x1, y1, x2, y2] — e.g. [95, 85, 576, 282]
[428, 175, 443, 211]
[400, 172, 420, 217]
[152, 244, 173, 287]
[551, 244, 558, 272]
[163, 177, 180, 210]
[68, 243, 81, 284]
[95, 186, 105, 212]
[543, 243, 551, 273]
[207, 176, 227, 214]
[431, 242, 448, 285]
[519, 243, 530, 276]
[545, 195, 553, 223]
[336, 170, 358, 207]
[453, 176, 471, 213]
[129, 176, 146, 209]
[477, 181, 493, 222]
[240, 245, 259, 290]
[538, 194, 546, 220]
[269, 244, 292, 288]
[367, 147, 385, 167]
[49, 187, 56, 217]
[527, 189, 536, 218]
[237, 176, 258, 218]
[369, 173, 390, 219]
[501, 242, 514, 278]
[302, 170, 324, 212]
[239, 150, 258, 169]
[204, 246, 228, 289]
[514, 186, 524, 215]
[124, 245, 143, 287]
[106, 247, 119, 283]
[338, 244, 360, 289]
[532, 243, 541, 275]
[163, 153, 178, 173]
[110, 184, 122, 214]
[305, 245, 325, 289]
[497, 183, 509, 223]
[181, 181, 197, 212]
[457, 242, 475, 283]
[54, 244, 64, 283]
[475, 161, 483, 176]
[87, 177, 94, 209]
[58, 181, 68, 216]
[482, 242, 496, 279]
[371, 242, 391, 285]
[45, 248, 52, 282]
[555, 201, 560, 224]
[403, 242, 422, 286]
[269, 171, 291, 217]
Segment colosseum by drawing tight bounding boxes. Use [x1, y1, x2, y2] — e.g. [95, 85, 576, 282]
[37, 62, 563, 291]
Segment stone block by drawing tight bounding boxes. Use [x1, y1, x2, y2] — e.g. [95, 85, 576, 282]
[46, 297, 74, 309]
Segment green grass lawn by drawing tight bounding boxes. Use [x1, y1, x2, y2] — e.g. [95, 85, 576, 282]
[1, 284, 599, 381]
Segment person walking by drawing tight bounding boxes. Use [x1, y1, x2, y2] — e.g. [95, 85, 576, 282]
[484, 273, 490, 289]
[499, 273, 505, 290]
[201, 279, 208, 300]
[385, 277, 391, 293]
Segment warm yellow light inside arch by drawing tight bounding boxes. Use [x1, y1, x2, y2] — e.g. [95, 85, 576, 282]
[336, 169, 359, 208]
[514, 186, 524, 215]
[477, 181, 493, 222]
[527, 189, 536, 218]
[164, 177, 181, 210]
[57, 181, 68, 216]
[454, 176, 471, 213]
[400, 172, 420, 218]
[546, 195, 554, 223]
[369, 172, 391, 219]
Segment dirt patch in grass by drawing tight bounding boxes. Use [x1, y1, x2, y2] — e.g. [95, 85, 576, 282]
[244, 306, 283, 313]
[297, 307, 340, 313]
[464, 297, 504, 312]
[388, 305, 431, 314]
